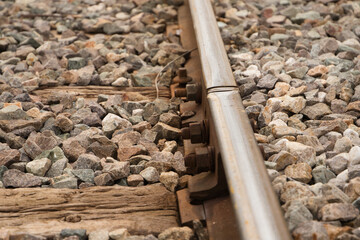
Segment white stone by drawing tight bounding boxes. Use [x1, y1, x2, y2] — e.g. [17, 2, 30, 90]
[132, 109, 144, 116]
[162, 141, 177, 153]
[285, 57, 296, 66]
[140, 167, 160, 183]
[89, 230, 109, 240]
[75, 97, 85, 109]
[269, 119, 287, 128]
[344, 129, 360, 142]
[111, 77, 130, 87]
[115, 12, 130, 20]
[109, 228, 129, 240]
[160, 171, 179, 192]
[217, 21, 227, 28]
[102, 113, 132, 137]
[242, 65, 261, 78]
[349, 146, 360, 165]
[286, 141, 316, 167]
[229, 52, 254, 62]
[328, 169, 349, 189]
[268, 169, 280, 181]
[318, 92, 326, 102]
[343, 38, 360, 50]
[26, 158, 52, 177]
[158, 227, 194, 240]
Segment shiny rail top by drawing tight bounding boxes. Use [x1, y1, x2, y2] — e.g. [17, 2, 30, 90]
[188, 0, 237, 89]
[188, 0, 292, 239]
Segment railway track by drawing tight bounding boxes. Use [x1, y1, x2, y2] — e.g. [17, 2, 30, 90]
[2, 0, 360, 239]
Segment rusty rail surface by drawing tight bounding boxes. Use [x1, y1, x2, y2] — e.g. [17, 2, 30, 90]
[188, 0, 291, 239]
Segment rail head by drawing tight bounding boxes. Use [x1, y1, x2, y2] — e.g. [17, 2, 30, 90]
[188, 0, 292, 239]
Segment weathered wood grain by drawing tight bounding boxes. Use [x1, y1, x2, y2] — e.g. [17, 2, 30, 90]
[31, 86, 170, 101]
[0, 184, 178, 236]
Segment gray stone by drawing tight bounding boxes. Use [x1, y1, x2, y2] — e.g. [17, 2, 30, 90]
[51, 175, 78, 189]
[326, 153, 349, 175]
[55, 114, 73, 132]
[72, 169, 95, 183]
[297, 135, 325, 155]
[158, 227, 194, 240]
[286, 141, 316, 167]
[0, 149, 20, 167]
[2, 169, 42, 188]
[101, 158, 130, 180]
[132, 65, 161, 87]
[127, 174, 144, 187]
[0, 165, 7, 181]
[292, 221, 329, 240]
[159, 113, 181, 128]
[24, 130, 62, 159]
[280, 181, 314, 203]
[293, 11, 322, 23]
[301, 103, 332, 120]
[334, 137, 352, 153]
[319, 183, 350, 204]
[130, 165, 145, 174]
[0, 105, 27, 120]
[286, 66, 308, 79]
[102, 113, 132, 137]
[60, 229, 86, 240]
[73, 154, 102, 171]
[68, 57, 87, 70]
[46, 158, 68, 177]
[257, 74, 278, 89]
[319, 203, 359, 221]
[94, 173, 113, 186]
[312, 165, 336, 184]
[285, 201, 313, 232]
[320, 38, 339, 54]
[34, 146, 66, 163]
[349, 165, 360, 180]
[152, 122, 181, 140]
[128, 155, 151, 165]
[269, 150, 297, 171]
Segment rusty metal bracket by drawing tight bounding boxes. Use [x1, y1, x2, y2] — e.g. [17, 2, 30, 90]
[187, 153, 228, 201]
[177, 188, 206, 227]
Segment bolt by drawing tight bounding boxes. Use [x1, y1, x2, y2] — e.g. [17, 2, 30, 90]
[186, 83, 202, 103]
[181, 120, 208, 144]
[173, 68, 192, 85]
[189, 122, 203, 143]
[195, 146, 215, 173]
[175, 88, 187, 98]
[181, 127, 191, 139]
[178, 68, 187, 78]
[184, 146, 215, 174]
[185, 153, 196, 174]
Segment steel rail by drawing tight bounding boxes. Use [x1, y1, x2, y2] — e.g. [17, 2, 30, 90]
[188, 0, 292, 239]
